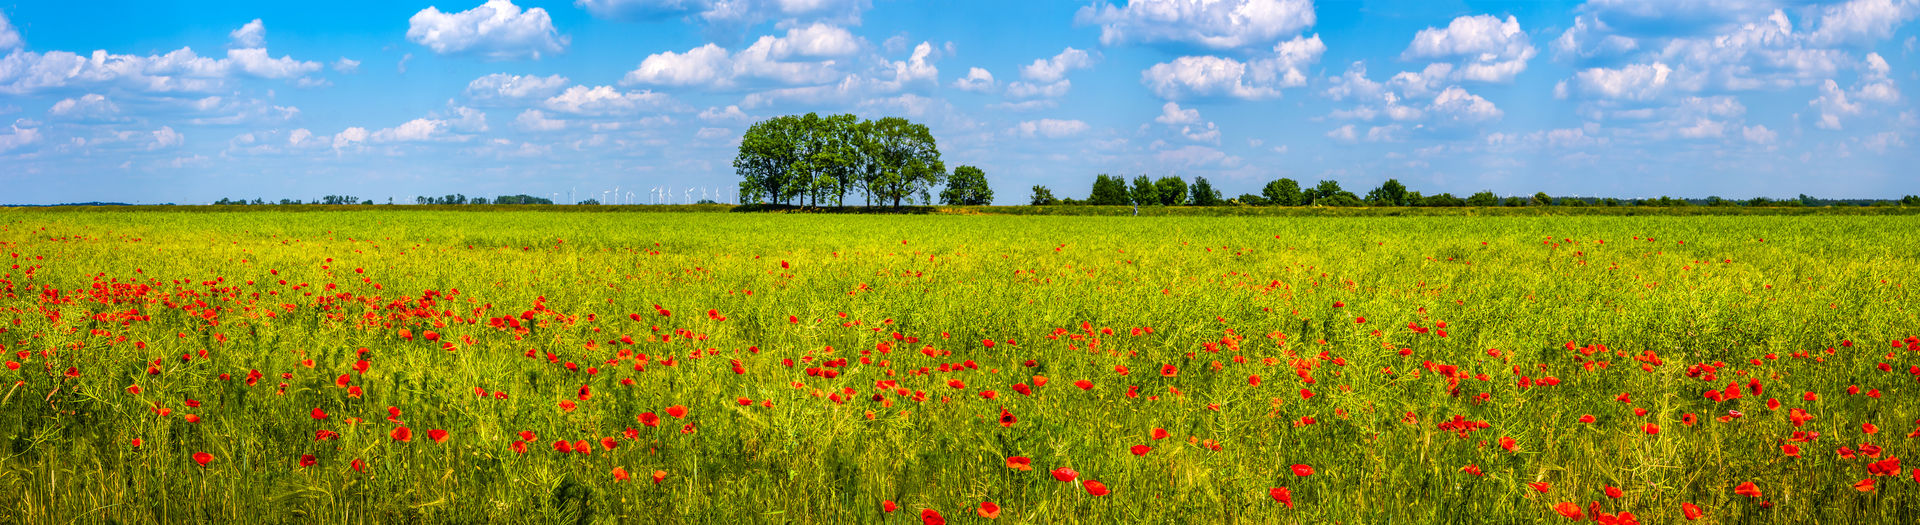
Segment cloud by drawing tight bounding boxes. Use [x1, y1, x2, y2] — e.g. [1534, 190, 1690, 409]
[1809, 0, 1920, 46]
[1428, 86, 1502, 124]
[331, 127, 368, 150]
[1076, 0, 1316, 50]
[227, 47, 324, 79]
[465, 73, 570, 103]
[1140, 34, 1322, 100]
[48, 94, 120, 120]
[574, 0, 870, 35]
[0, 19, 324, 94]
[515, 109, 567, 131]
[1571, 62, 1683, 101]
[1154, 101, 1200, 125]
[333, 58, 360, 73]
[407, 0, 568, 60]
[230, 19, 266, 48]
[1401, 15, 1536, 83]
[1020, 47, 1098, 83]
[372, 118, 448, 142]
[541, 85, 679, 115]
[1010, 119, 1089, 138]
[697, 104, 752, 123]
[1005, 80, 1069, 99]
[1741, 124, 1777, 144]
[733, 41, 939, 107]
[622, 24, 861, 88]
[1811, 78, 1862, 129]
[953, 67, 994, 92]
[149, 126, 184, 150]
[0, 11, 20, 51]
[0, 122, 40, 152]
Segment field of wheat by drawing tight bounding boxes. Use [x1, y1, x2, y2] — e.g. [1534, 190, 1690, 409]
[0, 210, 1915, 523]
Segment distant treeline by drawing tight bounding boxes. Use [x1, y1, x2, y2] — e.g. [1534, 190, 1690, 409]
[1031, 175, 1920, 208]
[198, 194, 555, 206]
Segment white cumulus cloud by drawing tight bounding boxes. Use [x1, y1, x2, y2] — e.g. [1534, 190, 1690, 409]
[408, 0, 568, 60]
[1076, 0, 1316, 50]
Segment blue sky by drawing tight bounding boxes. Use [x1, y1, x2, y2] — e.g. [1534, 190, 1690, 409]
[1, 0, 1916, 205]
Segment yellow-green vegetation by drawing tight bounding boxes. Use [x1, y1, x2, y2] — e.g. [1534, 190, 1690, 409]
[0, 210, 1916, 523]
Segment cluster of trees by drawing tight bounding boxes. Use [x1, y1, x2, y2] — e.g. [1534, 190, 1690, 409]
[1032, 176, 1920, 208]
[214, 195, 372, 205]
[735, 113, 990, 207]
[415, 194, 554, 205]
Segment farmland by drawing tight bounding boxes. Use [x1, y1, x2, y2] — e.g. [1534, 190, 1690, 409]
[1, 210, 1917, 524]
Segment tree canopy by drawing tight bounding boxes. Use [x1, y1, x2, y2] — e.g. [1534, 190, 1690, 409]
[940, 165, 993, 205]
[735, 113, 946, 208]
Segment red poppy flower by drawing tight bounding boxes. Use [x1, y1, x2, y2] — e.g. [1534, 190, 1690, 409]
[920, 509, 945, 525]
[1460, 464, 1483, 476]
[351, 458, 365, 472]
[1499, 436, 1517, 451]
[299, 454, 317, 467]
[652, 470, 667, 484]
[1642, 423, 1660, 435]
[1082, 480, 1109, 496]
[1051, 467, 1078, 482]
[193, 452, 213, 466]
[1782, 444, 1800, 457]
[553, 440, 573, 453]
[518, 430, 536, 442]
[1853, 478, 1876, 492]
[1006, 456, 1033, 471]
[882, 500, 897, 513]
[978, 501, 1000, 519]
[1074, 380, 1093, 390]
[600, 437, 618, 450]
[130, 438, 143, 448]
[1681, 502, 1704, 520]
[612, 467, 630, 481]
[1734, 482, 1761, 498]
[1553, 502, 1584, 520]
[1578, 414, 1595, 424]
[1604, 486, 1623, 499]
[1528, 481, 1551, 493]
[667, 405, 688, 418]
[1160, 364, 1177, 377]
[1152, 427, 1169, 440]
[999, 408, 1017, 427]
[1291, 464, 1314, 477]
[1270, 487, 1293, 508]
[310, 407, 328, 420]
[390, 426, 412, 442]
[428, 429, 448, 443]
[1130, 445, 1152, 456]
[639, 412, 660, 427]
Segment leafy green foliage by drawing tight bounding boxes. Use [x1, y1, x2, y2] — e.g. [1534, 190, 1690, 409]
[940, 165, 993, 205]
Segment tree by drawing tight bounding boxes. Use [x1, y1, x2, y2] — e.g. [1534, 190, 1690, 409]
[1029, 185, 1058, 205]
[1531, 192, 1553, 206]
[1466, 191, 1498, 207]
[1154, 176, 1188, 206]
[1234, 193, 1269, 206]
[1306, 180, 1356, 205]
[1902, 195, 1920, 206]
[864, 117, 945, 208]
[1503, 196, 1526, 207]
[1365, 179, 1409, 206]
[1088, 174, 1130, 205]
[1423, 193, 1465, 206]
[1129, 175, 1160, 206]
[1317, 194, 1363, 206]
[735, 115, 802, 205]
[578, 199, 602, 205]
[1263, 178, 1302, 206]
[1190, 177, 1222, 206]
[941, 165, 993, 205]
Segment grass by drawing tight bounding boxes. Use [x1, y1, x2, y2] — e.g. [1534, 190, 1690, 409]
[0, 210, 1916, 523]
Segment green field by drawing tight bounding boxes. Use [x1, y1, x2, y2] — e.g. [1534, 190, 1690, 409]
[2, 210, 1916, 523]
